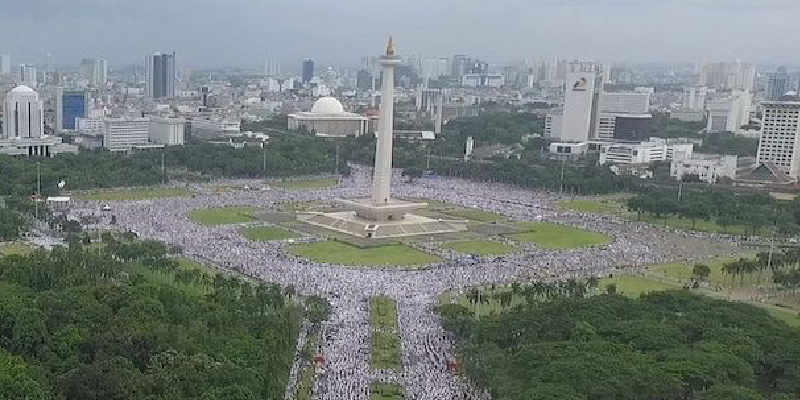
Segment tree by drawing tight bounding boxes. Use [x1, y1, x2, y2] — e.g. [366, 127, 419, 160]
[692, 264, 712, 283]
[304, 295, 331, 324]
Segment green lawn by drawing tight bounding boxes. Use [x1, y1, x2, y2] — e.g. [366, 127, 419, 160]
[371, 383, 404, 400]
[0, 242, 36, 257]
[507, 221, 611, 249]
[443, 208, 506, 222]
[370, 297, 398, 329]
[639, 215, 753, 235]
[763, 305, 800, 328]
[187, 206, 258, 226]
[442, 240, 517, 256]
[286, 241, 441, 267]
[271, 178, 338, 190]
[648, 255, 761, 287]
[76, 187, 193, 201]
[558, 199, 626, 215]
[371, 331, 401, 370]
[240, 226, 299, 242]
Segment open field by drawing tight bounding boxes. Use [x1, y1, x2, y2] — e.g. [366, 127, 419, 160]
[76, 187, 193, 201]
[507, 221, 611, 249]
[559, 198, 756, 235]
[271, 178, 338, 190]
[370, 297, 398, 329]
[187, 206, 258, 226]
[371, 383, 404, 400]
[240, 226, 299, 242]
[0, 242, 36, 257]
[371, 331, 401, 370]
[442, 240, 518, 256]
[442, 208, 506, 222]
[286, 241, 441, 267]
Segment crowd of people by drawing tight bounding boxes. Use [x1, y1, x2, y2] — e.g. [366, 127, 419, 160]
[69, 170, 741, 400]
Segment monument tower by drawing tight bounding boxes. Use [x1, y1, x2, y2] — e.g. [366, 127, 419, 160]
[298, 38, 467, 238]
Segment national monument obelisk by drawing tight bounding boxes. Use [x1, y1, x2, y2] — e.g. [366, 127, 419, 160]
[371, 37, 400, 206]
[298, 38, 467, 239]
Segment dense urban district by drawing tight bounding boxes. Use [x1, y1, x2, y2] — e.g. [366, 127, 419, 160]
[2, 42, 800, 400]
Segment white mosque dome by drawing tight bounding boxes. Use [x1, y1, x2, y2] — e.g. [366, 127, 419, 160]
[311, 96, 345, 114]
[11, 85, 35, 93]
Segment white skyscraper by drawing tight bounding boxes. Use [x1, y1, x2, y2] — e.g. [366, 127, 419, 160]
[2, 85, 44, 139]
[683, 86, 708, 111]
[561, 61, 600, 142]
[757, 99, 800, 178]
[264, 59, 281, 76]
[19, 64, 37, 86]
[0, 54, 11, 75]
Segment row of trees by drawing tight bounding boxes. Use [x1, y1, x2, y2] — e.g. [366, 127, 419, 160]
[0, 135, 346, 197]
[626, 188, 800, 235]
[439, 290, 800, 400]
[0, 238, 301, 400]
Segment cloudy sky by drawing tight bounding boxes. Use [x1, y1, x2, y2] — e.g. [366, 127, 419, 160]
[1, 0, 798, 68]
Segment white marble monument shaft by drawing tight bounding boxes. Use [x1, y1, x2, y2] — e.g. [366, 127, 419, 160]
[371, 54, 400, 205]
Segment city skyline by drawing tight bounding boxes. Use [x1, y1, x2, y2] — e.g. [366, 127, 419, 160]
[1, 0, 800, 67]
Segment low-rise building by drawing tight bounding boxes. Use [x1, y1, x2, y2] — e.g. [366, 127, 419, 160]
[670, 153, 738, 183]
[191, 117, 241, 139]
[102, 117, 151, 152]
[148, 116, 185, 146]
[599, 139, 693, 165]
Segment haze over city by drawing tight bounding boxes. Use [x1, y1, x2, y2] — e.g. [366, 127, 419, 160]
[3, 2, 800, 400]
[2, 0, 800, 66]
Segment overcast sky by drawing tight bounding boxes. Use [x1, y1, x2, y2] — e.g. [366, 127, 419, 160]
[1, 0, 799, 68]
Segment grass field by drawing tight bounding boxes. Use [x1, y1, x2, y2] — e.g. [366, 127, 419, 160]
[371, 331, 401, 370]
[286, 241, 441, 267]
[272, 178, 338, 190]
[507, 221, 611, 249]
[558, 198, 757, 235]
[370, 297, 398, 329]
[442, 240, 518, 256]
[639, 215, 752, 235]
[296, 328, 321, 400]
[371, 383, 404, 400]
[0, 242, 35, 257]
[443, 208, 506, 222]
[76, 187, 193, 201]
[187, 206, 258, 226]
[558, 199, 626, 215]
[240, 225, 299, 242]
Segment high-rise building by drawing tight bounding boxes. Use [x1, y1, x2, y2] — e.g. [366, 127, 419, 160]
[3, 85, 44, 139]
[421, 58, 449, 80]
[0, 54, 10, 75]
[451, 55, 469, 78]
[145, 52, 176, 99]
[264, 59, 281, 76]
[701, 61, 754, 92]
[356, 69, 372, 91]
[595, 91, 652, 141]
[19, 64, 37, 86]
[302, 59, 315, 84]
[55, 88, 89, 133]
[682, 86, 707, 111]
[95, 59, 108, 86]
[705, 90, 752, 134]
[757, 99, 800, 178]
[561, 61, 602, 142]
[766, 67, 791, 101]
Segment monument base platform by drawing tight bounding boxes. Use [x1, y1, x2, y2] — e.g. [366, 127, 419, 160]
[297, 207, 467, 239]
[334, 198, 427, 222]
